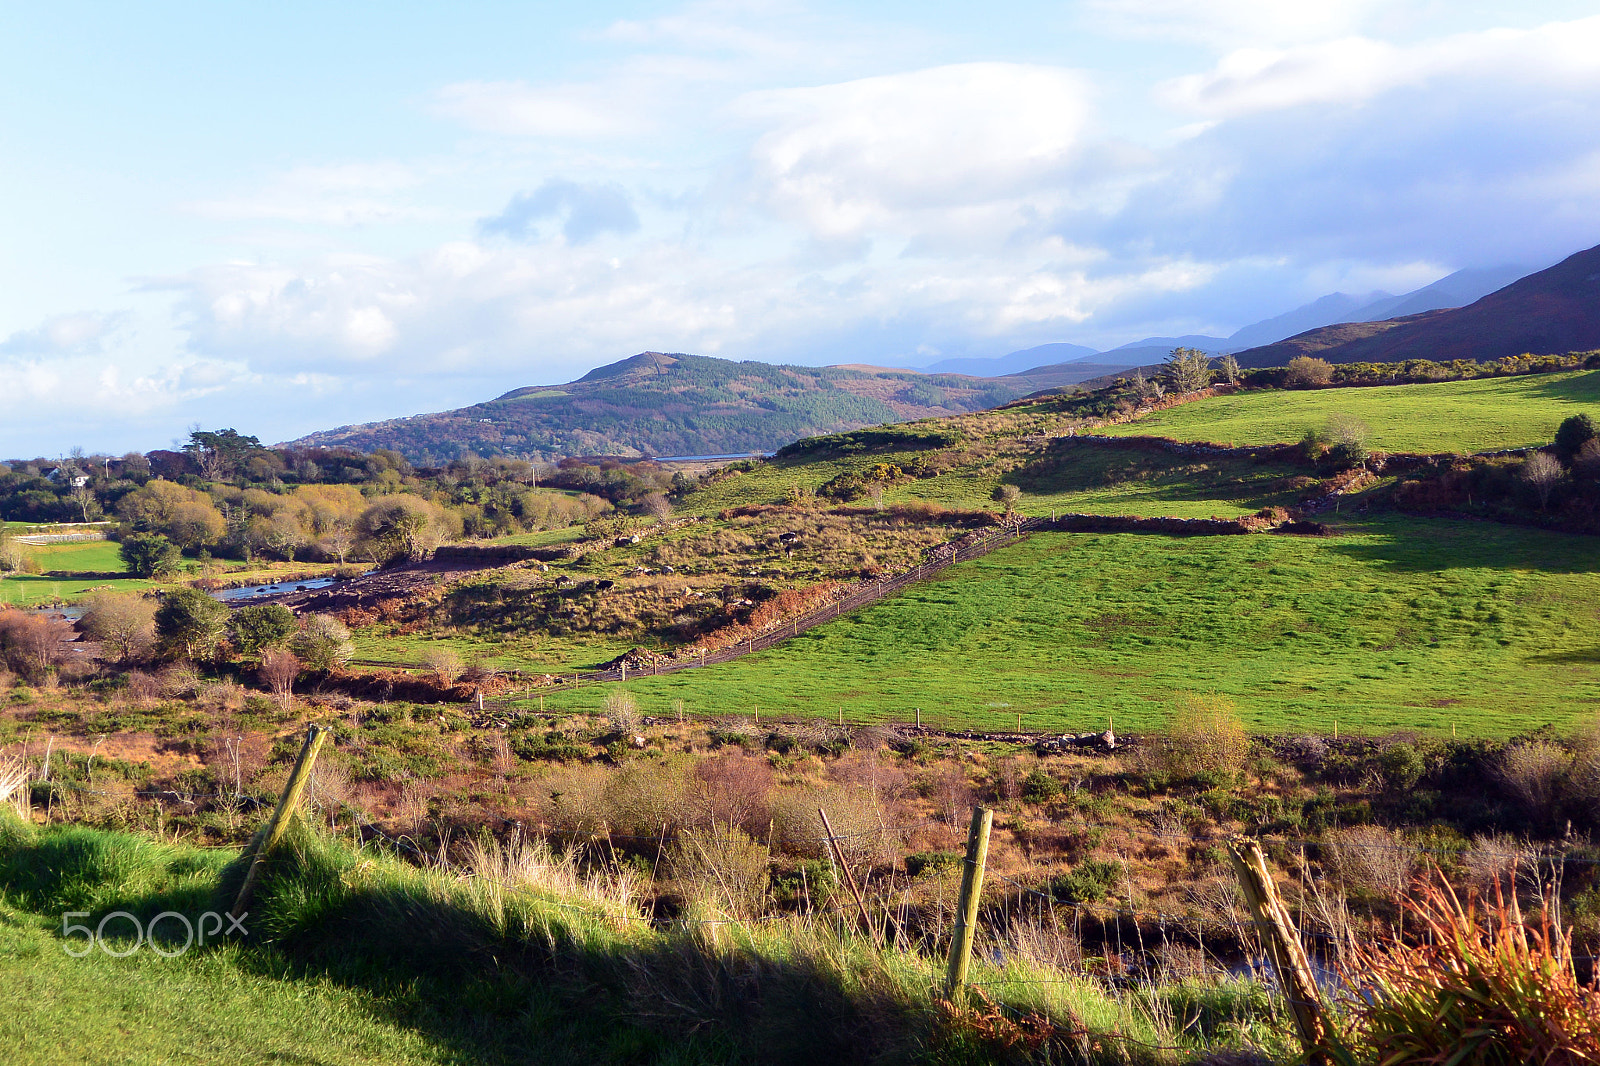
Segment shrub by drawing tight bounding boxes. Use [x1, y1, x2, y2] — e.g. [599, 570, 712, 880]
[153, 587, 228, 661]
[1554, 412, 1597, 464]
[1377, 743, 1425, 793]
[1284, 356, 1334, 387]
[1498, 740, 1570, 823]
[604, 690, 641, 735]
[1021, 768, 1062, 803]
[421, 647, 463, 686]
[259, 648, 299, 706]
[1322, 824, 1415, 903]
[230, 603, 296, 657]
[1341, 878, 1600, 1062]
[1161, 694, 1250, 783]
[291, 614, 353, 671]
[667, 823, 770, 918]
[1047, 859, 1122, 903]
[78, 592, 156, 663]
[119, 533, 180, 578]
[991, 484, 1021, 516]
[1519, 452, 1565, 510]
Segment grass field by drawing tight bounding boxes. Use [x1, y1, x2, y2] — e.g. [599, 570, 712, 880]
[531, 518, 1600, 737]
[0, 825, 698, 1066]
[350, 629, 639, 673]
[1098, 370, 1600, 453]
[682, 443, 1305, 519]
[0, 541, 155, 607]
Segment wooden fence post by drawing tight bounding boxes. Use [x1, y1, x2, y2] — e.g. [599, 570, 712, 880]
[1227, 837, 1332, 1063]
[230, 725, 328, 920]
[944, 806, 994, 997]
[818, 807, 878, 945]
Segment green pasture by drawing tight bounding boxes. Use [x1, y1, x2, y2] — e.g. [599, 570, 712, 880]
[1098, 370, 1600, 454]
[0, 540, 156, 606]
[482, 525, 586, 548]
[351, 629, 638, 674]
[532, 517, 1600, 738]
[681, 442, 1305, 520]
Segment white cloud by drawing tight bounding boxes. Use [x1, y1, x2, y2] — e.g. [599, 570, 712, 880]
[1084, 0, 1388, 46]
[0, 310, 131, 355]
[737, 63, 1095, 239]
[1159, 16, 1600, 117]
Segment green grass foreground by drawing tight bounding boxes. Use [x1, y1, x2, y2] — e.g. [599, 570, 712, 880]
[535, 519, 1600, 736]
[0, 818, 1287, 1065]
[1097, 370, 1600, 453]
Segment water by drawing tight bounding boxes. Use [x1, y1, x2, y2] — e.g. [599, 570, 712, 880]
[647, 452, 774, 463]
[214, 577, 338, 602]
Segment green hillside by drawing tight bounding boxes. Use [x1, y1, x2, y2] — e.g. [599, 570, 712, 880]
[1097, 370, 1600, 453]
[533, 517, 1600, 737]
[290, 352, 1034, 463]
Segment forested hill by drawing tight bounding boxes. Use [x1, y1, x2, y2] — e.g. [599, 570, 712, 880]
[289, 352, 1076, 462]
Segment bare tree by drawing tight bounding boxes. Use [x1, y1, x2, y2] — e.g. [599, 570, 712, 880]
[79, 592, 157, 663]
[68, 484, 99, 522]
[1520, 452, 1564, 510]
[259, 648, 300, 707]
[421, 646, 463, 686]
[641, 491, 673, 522]
[323, 519, 355, 565]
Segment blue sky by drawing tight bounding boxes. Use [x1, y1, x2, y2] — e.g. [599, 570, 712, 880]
[4, 0, 1600, 455]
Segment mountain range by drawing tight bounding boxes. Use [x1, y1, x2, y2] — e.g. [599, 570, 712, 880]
[289, 243, 1600, 463]
[1233, 244, 1600, 367]
[291, 354, 1085, 462]
[926, 264, 1531, 377]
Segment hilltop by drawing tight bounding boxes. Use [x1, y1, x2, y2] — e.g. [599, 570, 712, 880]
[287, 351, 1127, 463]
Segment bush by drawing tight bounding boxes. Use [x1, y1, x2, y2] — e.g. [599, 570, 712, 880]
[1342, 877, 1600, 1062]
[291, 614, 353, 671]
[1554, 413, 1597, 464]
[1377, 743, 1425, 793]
[1047, 859, 1122, 903]
[230, 603, 296, 657]
[1322, 824, 1415, 903]
[119, 533, 180, 578]
[667, 824, 770, 919]
[1498, 740, 1570, 823]
[1021, 768, 1062, 803]
[1284, 356, 1334, 387]
[153, 587, 228, 661]
[1161, 695, 1250, 783]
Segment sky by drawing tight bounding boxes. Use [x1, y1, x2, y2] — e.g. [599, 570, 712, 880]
[4, 0, 1600, 457]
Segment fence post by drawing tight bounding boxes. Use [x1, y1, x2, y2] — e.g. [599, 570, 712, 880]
[1227, 837, 1332, 1063]
[944, 806, 994, 998]
[230, 724, 328, 920]
[818, 807, 878, 945]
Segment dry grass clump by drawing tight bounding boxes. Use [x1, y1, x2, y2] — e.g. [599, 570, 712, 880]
[604, 689, 642, 735]
[1341, 878, 1600, 1063]
[1322, 825, 1416, 904]
[667, 823, 770, 918]
[0, 757, 30, 819]
[1498, 740, 1570, 821]
[1161, 694, 1250, 782]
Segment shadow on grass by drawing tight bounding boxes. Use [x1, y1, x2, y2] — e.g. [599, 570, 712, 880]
[1525, 646, 1600, 665]
[0, 817, 1220, 1066]
[1318, 517, 1600, 574]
